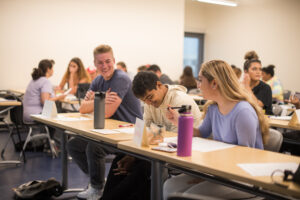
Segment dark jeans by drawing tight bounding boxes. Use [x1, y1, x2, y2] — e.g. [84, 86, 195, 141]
[67, 137, 114, 189]
[101, 154, 151, 200]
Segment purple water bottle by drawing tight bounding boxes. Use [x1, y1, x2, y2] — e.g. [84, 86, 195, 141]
[177, 105, 193, 157]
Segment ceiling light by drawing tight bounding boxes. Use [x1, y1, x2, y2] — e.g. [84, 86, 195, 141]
[196, 0, 237, 7]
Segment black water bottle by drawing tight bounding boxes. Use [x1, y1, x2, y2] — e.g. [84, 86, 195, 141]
[94, 92, 105, 129]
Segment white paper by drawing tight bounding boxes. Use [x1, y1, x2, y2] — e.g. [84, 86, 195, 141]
[237, 162, 299, 177]
[112, 127, 135, 134]
[54, 115, 91, 122]
[0, 97, 17, 102]
[164, 137, 235, 152]
[133, 118, 145, 147]
[296, 110, 300, 122]
[91, 129, 120, 134]
[41, 100, 57, 118]
[269, 116, 292, 121]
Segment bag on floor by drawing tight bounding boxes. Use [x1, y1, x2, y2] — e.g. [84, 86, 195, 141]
[13, 177, 63, 200]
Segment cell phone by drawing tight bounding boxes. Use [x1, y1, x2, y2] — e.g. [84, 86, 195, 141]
[152, 146, 177, 153]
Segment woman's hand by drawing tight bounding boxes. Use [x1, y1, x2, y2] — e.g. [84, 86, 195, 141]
[165, 105, 179, 126]
[242, 73, 251, 90]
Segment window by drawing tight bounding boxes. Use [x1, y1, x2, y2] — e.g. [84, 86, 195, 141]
[183, 32, 204, 77]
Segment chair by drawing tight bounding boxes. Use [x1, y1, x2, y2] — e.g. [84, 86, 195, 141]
[168, 193, 225, 200]
[264, 128, 283, 152]
[76, 83, 90, 104]
[283, 90, 291, 101]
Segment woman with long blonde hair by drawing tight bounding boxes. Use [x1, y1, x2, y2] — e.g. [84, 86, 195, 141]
[57, 57, 91, 94]
[164, 60, 269, 200]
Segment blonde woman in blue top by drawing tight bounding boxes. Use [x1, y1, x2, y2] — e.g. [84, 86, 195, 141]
[164, 60, 269, 200]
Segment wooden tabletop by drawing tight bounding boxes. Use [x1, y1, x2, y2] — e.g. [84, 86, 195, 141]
[9, 89, 25, 94]
[31, 113, 134, 144]
[118, 140, 300, 198]
[268, 117, 300, 131]
[0, 100, 21, 106]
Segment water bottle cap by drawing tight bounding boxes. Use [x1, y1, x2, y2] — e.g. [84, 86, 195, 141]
[178, 105, 192, 114]
[95, 92, 106, 98]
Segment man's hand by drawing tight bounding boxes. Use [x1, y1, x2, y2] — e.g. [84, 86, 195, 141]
[84, 90, 95, 101]
[106, 88, 121, 105]
[165, 105, 179, 126]
[113, 155, 136, 175]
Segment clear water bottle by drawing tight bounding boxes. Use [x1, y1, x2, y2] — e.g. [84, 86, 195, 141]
[94, 92, 105, 129]
[177, 105, 193, 157]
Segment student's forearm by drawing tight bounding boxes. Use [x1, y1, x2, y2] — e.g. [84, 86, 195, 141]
[79, 100, 94, 114]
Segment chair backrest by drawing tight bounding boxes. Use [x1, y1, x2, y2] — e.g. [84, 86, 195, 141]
[283, 90, 291, 101]
[168, 193, 225, 200]
[76, 83, 90, 99]
[264, 128, 283, 152]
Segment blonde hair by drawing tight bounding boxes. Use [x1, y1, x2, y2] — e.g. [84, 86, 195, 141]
[201, 60, 269, 145]
[61, 57, 91, 85]
[93, 44, 114, 57]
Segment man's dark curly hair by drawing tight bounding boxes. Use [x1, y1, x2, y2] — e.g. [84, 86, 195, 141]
[132, 71, 159, 98]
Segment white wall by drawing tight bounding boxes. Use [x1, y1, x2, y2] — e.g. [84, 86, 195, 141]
[0, 0, 184, 90]
[185, 0, 300, 91]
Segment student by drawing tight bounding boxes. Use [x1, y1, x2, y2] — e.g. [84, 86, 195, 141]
[179, 66, 197, 92]
[147, 64, 174, 85]
[101, 71, 202, 200]
[67, 45, 142, 200]
[137, 65, 147, 72]
[231, 64, 242, 79]
[56, 57, 91, 95]
[116, 61, 134, 80]
[23, 59, 66, 123]
[163, 60, 269, 200]
[242, 51, 273, 115]
[262, 64, 283, 102]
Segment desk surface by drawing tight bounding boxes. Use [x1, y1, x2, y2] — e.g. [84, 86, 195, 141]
[9, 89, 25, 94]
[59, 99, 79, 105]
[0, 100, 21, 106]
[268, 118, 300, 131]
[118, 140, 300, 199]
[31, 113, 134, 144]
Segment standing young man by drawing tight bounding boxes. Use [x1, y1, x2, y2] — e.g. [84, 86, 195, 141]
[67, 44, 142, 200]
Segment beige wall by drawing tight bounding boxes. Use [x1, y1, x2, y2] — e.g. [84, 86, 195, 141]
[0, 0, 184, 90]
[185, 0, 300, 92]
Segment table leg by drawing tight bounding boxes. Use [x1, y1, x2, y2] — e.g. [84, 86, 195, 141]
[151, 160, 163, 200]
[61, 130, 68, 190]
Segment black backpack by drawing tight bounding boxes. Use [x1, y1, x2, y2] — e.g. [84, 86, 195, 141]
[13, 178, 63, 200]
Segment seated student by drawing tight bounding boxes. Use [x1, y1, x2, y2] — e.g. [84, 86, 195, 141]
[242, 51, 273, 115]
[67, 45, 142, 200]
[86, 65, 98, 81]
[262, 64, 284, 102]
[116, 61, 135, 81]
[147, 64, 174, 85]
[163, 60, 269, 200]
[179, 66, 197, 92]
[231, 64, 242, 79]
[100, 71, 202, 200]
[56, 57, 91, 95]
[23, 59, 66, 123]
[137, 65, 148, 72]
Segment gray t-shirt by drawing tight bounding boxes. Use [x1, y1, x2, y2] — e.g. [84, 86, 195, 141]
[199, 101, 263, 149]
[160, 74, 173, 85]
[90, 69, 142, 123]
[23, 77, 54, 123]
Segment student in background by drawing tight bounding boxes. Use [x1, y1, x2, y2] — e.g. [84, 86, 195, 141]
[23, 59, 66, 123]
[56, 57, 91, 95]
[86, 65, 98, 81]
[147, 64, 174, 85]
[163, 60, 269, 200]
[231, 64, 242, 79]
[100, 71, 202, 200]
[179, 66, 197, 92]
[242, 51, 273, 115]
[116, 61, 134, 80]
[67, 45, 142, 200]
[137, 65, 148, 72]
[262, 64, 283, 102]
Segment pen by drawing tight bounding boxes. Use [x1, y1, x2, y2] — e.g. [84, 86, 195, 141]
[168, 106, 181, 110]
[119, 124, 133, 127]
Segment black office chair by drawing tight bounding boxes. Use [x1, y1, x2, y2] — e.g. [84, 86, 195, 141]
[76, 83, 90, 104]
